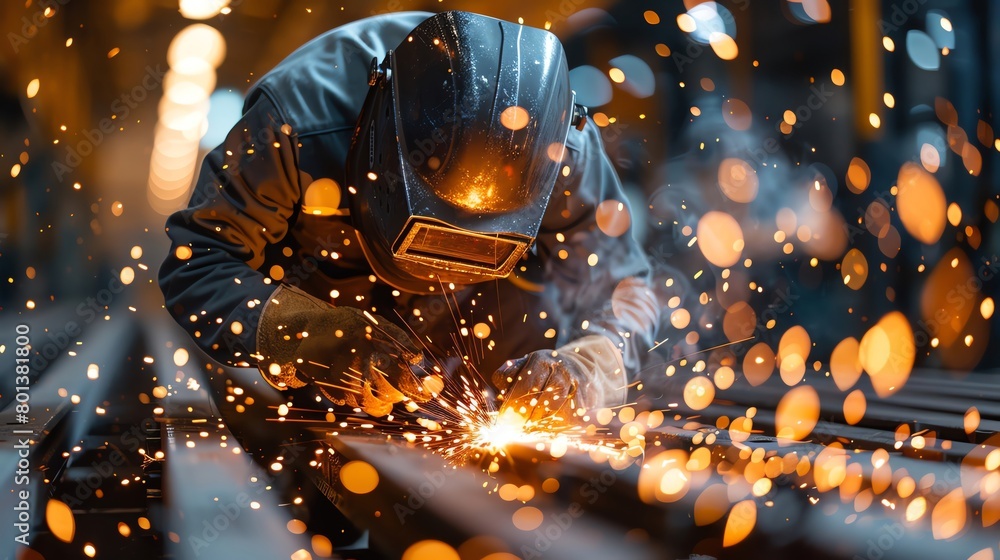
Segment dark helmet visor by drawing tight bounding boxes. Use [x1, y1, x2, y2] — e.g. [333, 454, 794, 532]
[391, 12, 572, 216]
[349, 12, 575, 291]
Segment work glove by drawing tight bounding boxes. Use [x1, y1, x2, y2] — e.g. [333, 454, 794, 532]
[493, 335, 627, 424]
[255, 284, 429, 416]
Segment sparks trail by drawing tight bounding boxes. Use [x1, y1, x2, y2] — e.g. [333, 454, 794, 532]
[639, 336, 755, 377]
[269, 357, 623, 468]
[265, 285, 626, 468]
[647, 338, 671, 353]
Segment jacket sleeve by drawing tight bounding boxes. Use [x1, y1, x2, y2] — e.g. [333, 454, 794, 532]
[158, 93, 301, 367]
[534, 119, 661, 377]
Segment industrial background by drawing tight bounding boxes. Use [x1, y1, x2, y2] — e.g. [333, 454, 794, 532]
[1, 1, 999, 559]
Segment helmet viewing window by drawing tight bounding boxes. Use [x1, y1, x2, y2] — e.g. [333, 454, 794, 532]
[394, 218, 530, 276]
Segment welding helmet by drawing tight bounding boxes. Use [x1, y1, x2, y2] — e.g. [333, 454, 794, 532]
[347, 11, 585, 293]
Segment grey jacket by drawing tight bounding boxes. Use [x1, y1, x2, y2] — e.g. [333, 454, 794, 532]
[158, 12, 658, 377]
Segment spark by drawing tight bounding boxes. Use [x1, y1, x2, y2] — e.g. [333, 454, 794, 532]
[265, 289, 625, 471]
[473, 409, 532, 453]
[647, 338, 671, 353]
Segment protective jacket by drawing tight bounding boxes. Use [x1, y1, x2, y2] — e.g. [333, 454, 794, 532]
[158, 12, 658, 380]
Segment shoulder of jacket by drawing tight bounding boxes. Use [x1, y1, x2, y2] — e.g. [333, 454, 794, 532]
[245, 12, 434, 136]
[565, 118, 605, 158]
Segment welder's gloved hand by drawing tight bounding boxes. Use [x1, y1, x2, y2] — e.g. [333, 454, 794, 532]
[493, 335, 627, 424]
[256, 285, 429, 416]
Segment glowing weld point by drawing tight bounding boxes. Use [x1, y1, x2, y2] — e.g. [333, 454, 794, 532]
[475, 409, 531, 453]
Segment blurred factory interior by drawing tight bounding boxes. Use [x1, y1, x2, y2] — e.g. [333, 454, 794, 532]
[1, 1, 999, 559]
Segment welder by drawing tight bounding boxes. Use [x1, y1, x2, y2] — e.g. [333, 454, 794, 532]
[158, 10, 659, 424]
